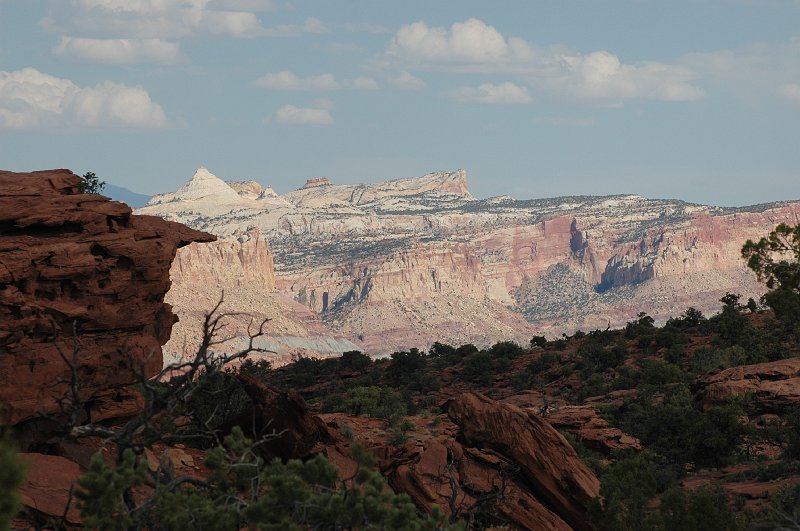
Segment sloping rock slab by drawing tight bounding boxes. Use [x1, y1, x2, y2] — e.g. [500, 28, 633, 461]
[447, 392, 600, 531]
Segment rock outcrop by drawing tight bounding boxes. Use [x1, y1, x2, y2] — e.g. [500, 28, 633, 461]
[0, 169, 213, 425]
[320, 392, 601, 530]
[138, 167, 800, 356]
[543, 404, 642, 454]
[447, 393, 600, 531]
[228, 373, 335, 459]
[695, 357, 800, 412]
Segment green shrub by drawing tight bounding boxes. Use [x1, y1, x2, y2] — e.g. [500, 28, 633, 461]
[0, 433, 27, 531]
[77, 427, 450, 530]
[338, 386, 407, 424]
[339, 350, 372, 372]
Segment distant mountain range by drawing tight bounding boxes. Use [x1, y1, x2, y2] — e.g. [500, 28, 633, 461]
[104, 183, 150, 208]
[137, 167, 800, 359]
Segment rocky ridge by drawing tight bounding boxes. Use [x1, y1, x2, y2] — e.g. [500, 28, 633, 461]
[137, 167, 800, 357]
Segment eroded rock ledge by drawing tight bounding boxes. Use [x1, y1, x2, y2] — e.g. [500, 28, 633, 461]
[0, 169, 214, 425]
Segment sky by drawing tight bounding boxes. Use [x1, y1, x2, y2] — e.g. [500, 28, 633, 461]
[1, 1, 799, 206]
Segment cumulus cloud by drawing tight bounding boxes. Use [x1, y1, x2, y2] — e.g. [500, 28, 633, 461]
[778, 83, 800, 104]
[0, 67, 168, 128]
[345, 76, 379, 90]
[253, 71, 377, 91]
[273, 103, 333, 125]
[383, 18, 704, 105]
[53, 37, 183, 64]
[387, 18, 516, 63]
[556, 51, 704, 104]
[42, 0, 321, 39]
[388, 71, 425, 90]
[449, 82, 533, 104]
[254, 71, 339, 90]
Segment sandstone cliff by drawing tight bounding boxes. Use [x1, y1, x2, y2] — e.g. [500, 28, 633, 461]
[164, 227, 360, 364]
[0, 169, 213, 425]
[138, 167, 800, 356]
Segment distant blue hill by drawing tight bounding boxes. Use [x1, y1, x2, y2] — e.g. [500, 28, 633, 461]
[103, 184, 151, 208]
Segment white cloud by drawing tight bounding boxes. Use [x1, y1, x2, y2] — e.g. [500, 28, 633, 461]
[43, 0, 320, 39]
[388, 71, 425, 91]
[388, 18, 511, 63]
[273, 103, 333, 125]
[345, 76, 378, 90]
[53, 37, 183, 64]
[778, 83, 800, 104]
[556, 51, 704, 104]
[383, 18, 704, 105]
[254, 71, 339, 90]
[0, 67, 168, 128]
[253, 71, 377, 91]
[449, 82, 533, 104]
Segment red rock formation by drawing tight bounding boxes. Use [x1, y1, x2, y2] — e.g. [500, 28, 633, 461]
[229, 373, 335, 458]
[543, 404, 642, 454]
[446, 393, 601, 531]
[695, 357, 800, 412]
[0, 169, 213, 426]
[18, 453, 83, 524]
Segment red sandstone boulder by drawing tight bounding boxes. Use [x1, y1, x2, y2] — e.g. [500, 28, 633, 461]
[18, 453, 83, 524]
[0, 169, 214, 426]
[447, 392, 601, 531]
[695, 357, 800, 411]
[228, 373, 335, 459]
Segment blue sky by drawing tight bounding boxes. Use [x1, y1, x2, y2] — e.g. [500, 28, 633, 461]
[1, 1, 799, 206]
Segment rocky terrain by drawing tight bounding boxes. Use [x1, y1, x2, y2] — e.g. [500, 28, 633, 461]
[2, 168, 799, 530]
[137, 167, 800, 358]
[0, 171, 604, 529]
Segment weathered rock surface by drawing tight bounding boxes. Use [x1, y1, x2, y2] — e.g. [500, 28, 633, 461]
[18, 453, 83, 524]
[543, 404, 642, 454]
[447, 392, 600, 531]
[695, 357, 800, 412]
[318, 392, 601, 530]
[138, 167, 800, 355]
[0, 169, 213, 425]
[228, 373, 335, 459]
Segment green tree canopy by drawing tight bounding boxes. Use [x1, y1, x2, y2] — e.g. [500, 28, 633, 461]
[79, 171, 106, 194]
[742, 223, 800, 324]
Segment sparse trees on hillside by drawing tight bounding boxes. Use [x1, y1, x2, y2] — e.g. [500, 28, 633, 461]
[743, 223, 800, 326]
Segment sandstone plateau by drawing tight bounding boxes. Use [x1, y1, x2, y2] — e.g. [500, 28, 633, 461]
[0, 169, 213, 427]
[137, 167, 800, 359]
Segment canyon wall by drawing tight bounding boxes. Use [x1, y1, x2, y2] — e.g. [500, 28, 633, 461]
[138, 168, 800, 356]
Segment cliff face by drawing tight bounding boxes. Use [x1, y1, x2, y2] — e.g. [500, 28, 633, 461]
[164, 228, 360, 364]
[138, 168, 800, 355]
[0, 169, 213, 425]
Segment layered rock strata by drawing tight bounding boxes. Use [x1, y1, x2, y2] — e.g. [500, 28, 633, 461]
[138, 167, 800, 356]
[695, 357, 800, 412]
[0, 169, 213, 425]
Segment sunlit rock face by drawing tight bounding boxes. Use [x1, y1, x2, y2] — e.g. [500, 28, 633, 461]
[139, 167, 800, 356]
